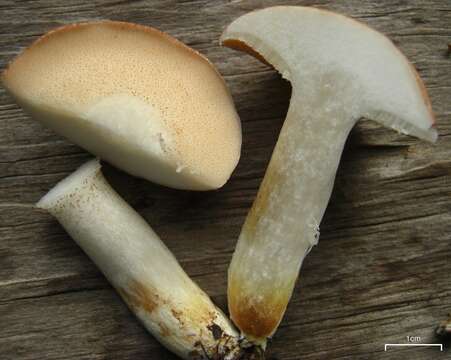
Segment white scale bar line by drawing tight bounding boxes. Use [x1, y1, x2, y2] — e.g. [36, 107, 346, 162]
[385, 344, 443, 351]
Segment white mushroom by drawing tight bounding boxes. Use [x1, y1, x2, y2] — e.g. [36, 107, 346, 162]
[221, 6, 437, 345]
[2, 21, 241, 190]
[37, 159, 262, 359]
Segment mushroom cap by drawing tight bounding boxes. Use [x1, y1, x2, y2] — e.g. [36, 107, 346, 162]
[221, 6, 436, 142]
[3, 21, 242, 190]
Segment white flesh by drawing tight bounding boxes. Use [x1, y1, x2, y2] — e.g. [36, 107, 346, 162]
[222, 6, 437, 344]
[37, 160, 252, 360]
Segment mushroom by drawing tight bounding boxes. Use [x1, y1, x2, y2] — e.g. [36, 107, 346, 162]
[221, 6, 437, 345]
[37, 159, 262, 360]
[2, 21, 241, 190]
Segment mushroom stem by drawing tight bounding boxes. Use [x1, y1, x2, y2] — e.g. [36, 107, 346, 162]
[37, 160, 262, 360]
[228, 84, 356, 345]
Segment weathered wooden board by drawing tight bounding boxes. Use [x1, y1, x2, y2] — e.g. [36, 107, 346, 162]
[1, 0, 450, 359]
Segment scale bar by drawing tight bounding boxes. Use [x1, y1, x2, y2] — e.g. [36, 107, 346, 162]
[385, 344, 443, 351]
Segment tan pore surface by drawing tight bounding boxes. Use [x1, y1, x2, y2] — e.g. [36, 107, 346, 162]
[2, 21, 241, 188]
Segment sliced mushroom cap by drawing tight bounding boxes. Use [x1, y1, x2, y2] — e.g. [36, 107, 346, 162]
[222, 6, 436, 140]
[3, 21, 241, 190]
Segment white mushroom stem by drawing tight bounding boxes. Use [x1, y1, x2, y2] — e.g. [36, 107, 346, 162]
[37, 160, 262, 360]
[229, 83, 356, 345]
[222, 6, 437, 345]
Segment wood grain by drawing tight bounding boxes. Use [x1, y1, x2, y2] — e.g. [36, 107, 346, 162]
[0, 0, 450, 359]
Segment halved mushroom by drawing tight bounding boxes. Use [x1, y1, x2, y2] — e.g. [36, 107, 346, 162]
[221, 6, 437, 346]
[2, 21, 241, 190]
